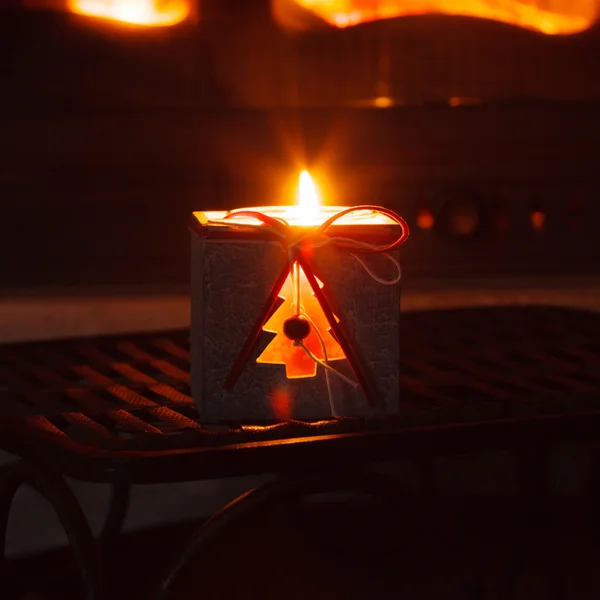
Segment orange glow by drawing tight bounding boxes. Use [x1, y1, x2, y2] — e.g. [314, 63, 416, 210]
[278, 0, 598, 35]
[530, 209, 545, 231]
[416, 208, 434, 230]
[448, 97, 483, 108]
[67, 0, 190, 26]
[373, 95, 394, 108]
[257, 266, 346, 378]
[212, 205, 394, 226]
[270, 387, 293, 419]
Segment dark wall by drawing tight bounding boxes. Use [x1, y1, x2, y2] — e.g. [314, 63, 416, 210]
[1, 9, 600, 287]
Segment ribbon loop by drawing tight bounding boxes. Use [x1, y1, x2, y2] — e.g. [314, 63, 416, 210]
[314, 205, 410, 253]
[225, 205, 410, 257]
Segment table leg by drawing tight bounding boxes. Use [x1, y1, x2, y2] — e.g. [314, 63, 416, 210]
[503, 447, 565, 600]
[99, 482, 130, 564]
[0, 460, 103, 600]
[155, 467, 405, 600]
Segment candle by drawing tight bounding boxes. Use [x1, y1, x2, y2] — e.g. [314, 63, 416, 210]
[190, 171, 408, 422]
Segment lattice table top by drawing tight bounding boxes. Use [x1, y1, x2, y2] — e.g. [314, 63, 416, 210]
[0, 306, 599, 482]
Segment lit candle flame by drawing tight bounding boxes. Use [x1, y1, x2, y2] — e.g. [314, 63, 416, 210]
[202, 169, 391, 226]
[297, 170, 320, 220]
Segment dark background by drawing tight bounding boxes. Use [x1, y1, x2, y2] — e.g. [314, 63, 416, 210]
[2, 2, 600, 287]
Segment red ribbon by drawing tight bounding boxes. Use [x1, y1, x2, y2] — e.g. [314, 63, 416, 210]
[222, 206, 410, 407]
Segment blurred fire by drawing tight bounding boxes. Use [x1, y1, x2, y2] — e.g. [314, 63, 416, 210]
[278, 0, 598, 34]
[67, 0, 191, 26]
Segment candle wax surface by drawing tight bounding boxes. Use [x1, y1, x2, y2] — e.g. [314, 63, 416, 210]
[203, 206, 396, 228]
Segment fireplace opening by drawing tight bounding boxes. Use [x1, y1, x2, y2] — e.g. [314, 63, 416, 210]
[19, 0, 197, 26]
[274, 0, 599, 35]
[69, 0, 192, 26]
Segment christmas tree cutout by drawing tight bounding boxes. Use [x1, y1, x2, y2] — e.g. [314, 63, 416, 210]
[256, 265, 346, 378]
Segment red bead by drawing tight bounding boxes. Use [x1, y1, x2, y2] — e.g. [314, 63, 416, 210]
[283, 315, 311, 341]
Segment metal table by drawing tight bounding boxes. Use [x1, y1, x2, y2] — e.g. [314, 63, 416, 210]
[1, 305, 599, 599]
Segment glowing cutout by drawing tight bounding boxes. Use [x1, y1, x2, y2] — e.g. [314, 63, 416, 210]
[257, 265, 346, 378]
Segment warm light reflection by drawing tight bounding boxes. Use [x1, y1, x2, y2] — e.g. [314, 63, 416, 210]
[257, 266, 346, 378]
[67, 0, 190, 26]
[279, 0, 598, 35]
[373, 95, 394, 108]
[205, 206, 395, 227]
[531, 209, 546, 231]
[270, 387, 293, 419]
[448, 97, 483, 108]
[416, 208, 435, 230]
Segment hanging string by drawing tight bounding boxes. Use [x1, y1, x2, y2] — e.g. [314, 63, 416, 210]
[292, 235, 402, 286]
[295, 310, 360, 417]
[298, 311, 334, 414]
[296, 341, 358, 390]
[314, 205, 409, 251]
[293, 261, 301, 317]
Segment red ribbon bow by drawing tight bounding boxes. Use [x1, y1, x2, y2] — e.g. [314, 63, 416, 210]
[222, 205, 410, 406]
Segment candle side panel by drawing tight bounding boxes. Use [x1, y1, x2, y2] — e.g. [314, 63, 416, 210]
[190, 233, 205, 411]
[191, 226, 402, 422]
[311, 247, 401, 416]
[191, 237, 335, 421]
